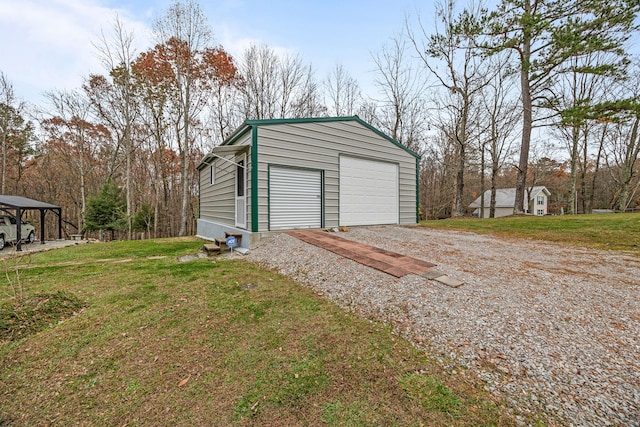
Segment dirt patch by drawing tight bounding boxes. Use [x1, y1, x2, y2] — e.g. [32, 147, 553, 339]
[0, 291, 85, 341]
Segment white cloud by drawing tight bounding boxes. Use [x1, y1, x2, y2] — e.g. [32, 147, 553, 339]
[213, 22, 304, 67]
[0, 0, 152, 103]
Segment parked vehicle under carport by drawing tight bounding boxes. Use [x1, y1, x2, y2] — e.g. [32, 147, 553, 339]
[0, 195, 62, 252]
[0, 215, 36, 250]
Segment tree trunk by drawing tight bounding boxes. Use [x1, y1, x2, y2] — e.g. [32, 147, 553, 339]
[515, 76, 532, 213]
[479, 141, 486, 218]
[589, 126, 606, 212]
[1, 131, 6, 194]
[451, 141, 466, 217]
[579, 131, 589, 214]
[179, 82, 190, 237]
[514, 9, 533, 215]
[567, 125, 580, 214]
[125, 124, 132, 240]
[490, 161, 498, 218]
[79, 148, 86, 233]
[617, 117, 640, 211]
[452, 100, 469, 217]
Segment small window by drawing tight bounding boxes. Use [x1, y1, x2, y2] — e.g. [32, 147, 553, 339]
[537, 195, 544, 205]
[537, 209, 545, 215]
[236, 159, 245, 197]
[210, 164, 215, 185]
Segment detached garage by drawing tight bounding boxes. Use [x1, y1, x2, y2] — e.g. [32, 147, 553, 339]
[197, 116, 420, 248]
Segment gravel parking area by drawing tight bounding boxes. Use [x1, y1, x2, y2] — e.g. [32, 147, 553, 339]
[247, 225, 640, 426]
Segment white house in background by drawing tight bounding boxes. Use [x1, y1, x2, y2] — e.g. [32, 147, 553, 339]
[469, 186, 551, 218]
[196, 117, 420, 248]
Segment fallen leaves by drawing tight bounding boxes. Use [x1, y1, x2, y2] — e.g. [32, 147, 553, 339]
[178, 376, 190, 387]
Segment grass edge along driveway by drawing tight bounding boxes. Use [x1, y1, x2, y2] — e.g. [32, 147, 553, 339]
[0, 238, 521, 426]
[420, 212, 640, 253]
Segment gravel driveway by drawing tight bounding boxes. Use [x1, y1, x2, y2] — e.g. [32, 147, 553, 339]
[246, 225, 640, 426]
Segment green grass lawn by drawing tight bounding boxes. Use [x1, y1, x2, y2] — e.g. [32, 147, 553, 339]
[420, 213, 640, 252]
[0, 238, 518, 426]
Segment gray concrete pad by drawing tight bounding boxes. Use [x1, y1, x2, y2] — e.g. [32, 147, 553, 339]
[0, 239, 87, 258]
[421, 269, 447, 280]
[433, 275, 464, 288]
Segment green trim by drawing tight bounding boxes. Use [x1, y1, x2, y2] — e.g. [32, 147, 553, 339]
[246, 116, 421, 160]
[267, 164, 271, 231]
[351, 117, 421, 160]
[321, 170, 325, 228]
[251, 126, 259, 232]
[197, 127, 251, 170]
[222, 125, 252, 146]
[245, 116, 358, 126]
[416, 157, 420, 223]
[200, 115, 421, 169]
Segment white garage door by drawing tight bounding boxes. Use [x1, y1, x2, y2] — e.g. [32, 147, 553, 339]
[270, 166, 322, 230]
[340, 156, 399, 226]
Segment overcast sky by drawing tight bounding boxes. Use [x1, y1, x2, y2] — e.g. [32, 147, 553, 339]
[0, 0, 432, 106]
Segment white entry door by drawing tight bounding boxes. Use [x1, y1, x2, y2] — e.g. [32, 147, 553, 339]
[339, 156, 399, 226]
[235, 155, 247, 229]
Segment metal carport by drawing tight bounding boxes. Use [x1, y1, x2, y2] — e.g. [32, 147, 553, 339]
[0, 195, 62, 251]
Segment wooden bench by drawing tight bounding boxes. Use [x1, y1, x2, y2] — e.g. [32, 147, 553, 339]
[70, 234, 83, 241]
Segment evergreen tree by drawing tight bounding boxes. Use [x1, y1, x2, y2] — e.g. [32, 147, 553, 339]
[84, 181, 126, 239]
[481, 0, 640, 213]
[132, 202, 154, 236]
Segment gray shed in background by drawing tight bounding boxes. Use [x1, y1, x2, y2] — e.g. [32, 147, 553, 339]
[196, 116, 420, 248]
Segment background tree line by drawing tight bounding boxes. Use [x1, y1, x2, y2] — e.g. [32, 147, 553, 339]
[0, 0, 639, 240]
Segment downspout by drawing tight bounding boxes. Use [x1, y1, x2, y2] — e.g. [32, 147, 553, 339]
[416, 156, 421, 223]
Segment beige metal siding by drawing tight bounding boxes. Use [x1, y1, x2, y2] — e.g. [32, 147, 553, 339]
[255, 121, 416, 232]
[199, 155, 236, 226]
[199, 133, 252, 227]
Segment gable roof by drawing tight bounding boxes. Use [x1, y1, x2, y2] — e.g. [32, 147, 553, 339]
[469, 186, 550, 208]
[198, 116, 420, 169]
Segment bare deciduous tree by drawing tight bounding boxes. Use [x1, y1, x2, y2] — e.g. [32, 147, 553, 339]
[87, 15, 141, 238]
[408, 1, 490, 216]
[240, 44, 322, 120]
[0, 72, 32, 194]
[481, 56, 519, 217]
[41, 90, 108, 231]
[603, 68, 640, 211]
[152, 0, 214, 236]
[371, 34, 427, 153]
[324, 63, 361, 117]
